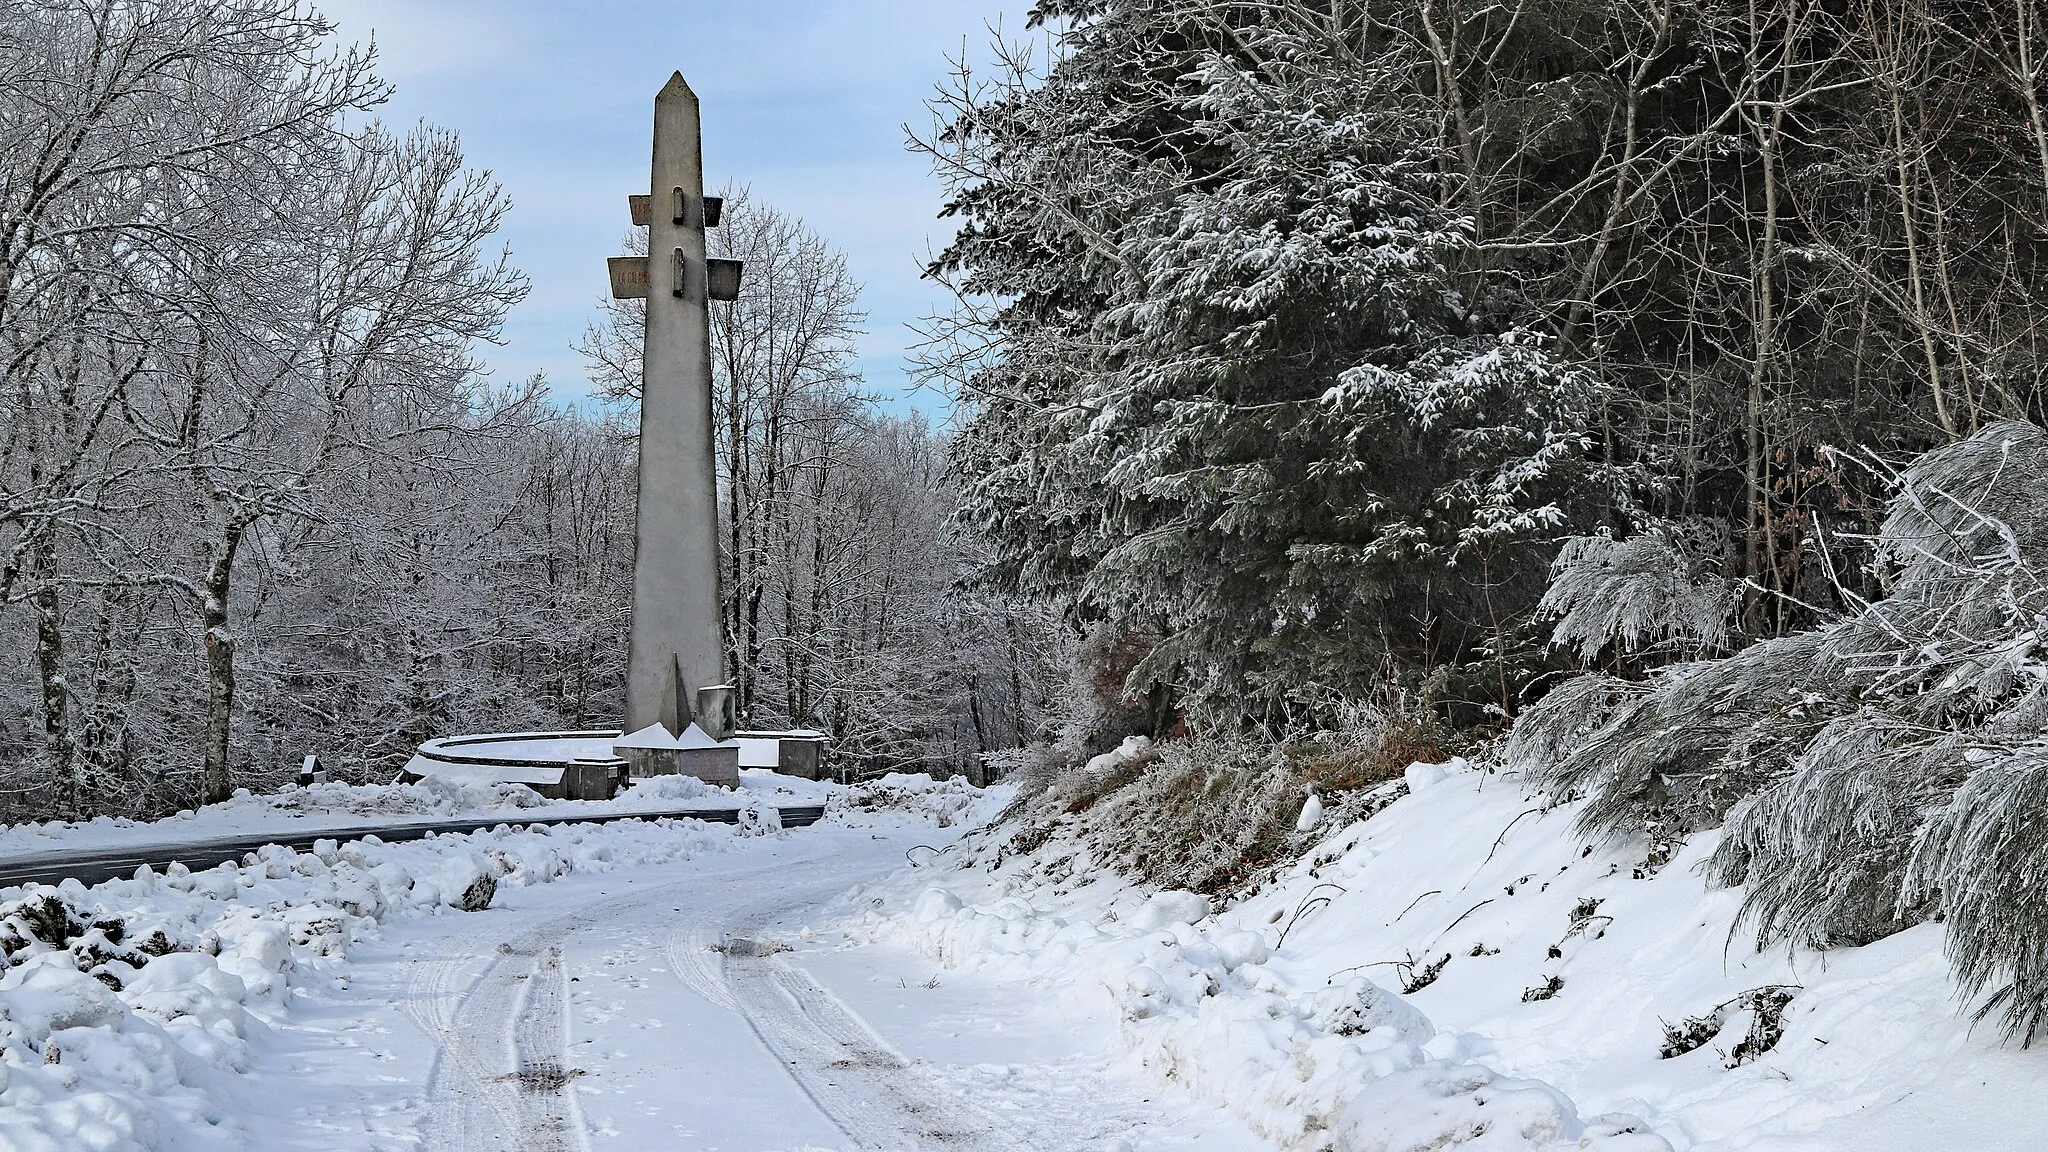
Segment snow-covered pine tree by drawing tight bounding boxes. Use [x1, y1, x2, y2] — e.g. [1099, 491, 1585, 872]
[923, 2, 1615, 727]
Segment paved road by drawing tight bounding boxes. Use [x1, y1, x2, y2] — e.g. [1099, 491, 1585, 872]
[400, 834, 1027, 1152]
[249, 820, 1277, 1152]
[0, 804, 826, 888]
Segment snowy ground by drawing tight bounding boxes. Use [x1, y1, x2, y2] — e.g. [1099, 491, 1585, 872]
[864, 761, 2048, 1152]
[0, 774, 1272, 1151]
[13, 757, 2040, 1152]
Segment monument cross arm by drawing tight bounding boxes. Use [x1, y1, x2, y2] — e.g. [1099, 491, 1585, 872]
[607, 256, 649, 299]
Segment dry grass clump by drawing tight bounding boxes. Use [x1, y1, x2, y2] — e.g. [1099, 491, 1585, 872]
[1292, 706, 1454, 794]
[994, 702, 1454, 899]
[1056, 741, 1160, 816]
[1088, 736, 1305, 895]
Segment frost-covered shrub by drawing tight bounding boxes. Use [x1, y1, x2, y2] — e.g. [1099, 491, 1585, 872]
[1905, 752, 2048, 1043]
[1514, 421, 2048, 1040]
[1509, 629, 1831, 838]
[1050, 735, 1159, 815]
[992, 730, 1304, 896]
[829, 773, 984, 825]
[1084, 734, 1305, 895]
[1709, 711, 1947, 949]
[1288, 699, 1453, 796]
[1540, 526, 1737, 661]
[1657, 986, 1798, 1065]
[1503, 673, 1646, 795]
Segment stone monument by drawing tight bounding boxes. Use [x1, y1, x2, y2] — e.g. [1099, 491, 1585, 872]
[607, 71, 743, 782]
[406, 72, 768, 796]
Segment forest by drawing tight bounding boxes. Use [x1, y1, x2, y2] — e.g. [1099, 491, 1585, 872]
[918, 0, 2048, 1041]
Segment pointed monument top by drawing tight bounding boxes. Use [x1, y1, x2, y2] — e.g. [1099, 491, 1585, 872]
[658, 70, 697, 106]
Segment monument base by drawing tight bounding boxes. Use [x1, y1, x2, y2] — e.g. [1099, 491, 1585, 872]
[408, 725, 819, 798]
[734, 730, 828, 780]
[618, 744, 740, 786]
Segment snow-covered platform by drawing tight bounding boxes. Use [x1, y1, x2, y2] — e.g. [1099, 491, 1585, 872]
[405, 728, 831, 800]
[404, 730, 627, 800]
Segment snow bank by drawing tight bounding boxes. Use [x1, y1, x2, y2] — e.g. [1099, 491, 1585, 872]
[858, 761, 2048, 1151]
[828, 772, 990, 828]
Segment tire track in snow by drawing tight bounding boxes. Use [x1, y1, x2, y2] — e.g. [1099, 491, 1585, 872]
[403, 906, 557, 1150]
[660, 917, 739, 1013]
[412, 924, 585, 1152]
[662, 860, 1023, 1152]
[401, 839, 1017, 1151]
[721, 941, 1012, 1151]
[407, 894, 672, 1152]
[507, 943, 581, 1147]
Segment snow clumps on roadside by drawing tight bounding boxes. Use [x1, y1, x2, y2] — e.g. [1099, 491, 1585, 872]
[829, 772, 991, 828]
[0, 815, 734, 1151]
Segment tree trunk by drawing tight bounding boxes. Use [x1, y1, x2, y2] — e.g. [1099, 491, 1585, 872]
[30, 536, 76, 818]
[1006, 610, 1029, 747]
[201, 519, 250, 804]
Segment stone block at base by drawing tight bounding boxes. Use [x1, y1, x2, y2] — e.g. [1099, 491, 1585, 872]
[776, 738, 822, 780]
[563, 758, 621, 801]
[735, 730, 829, 780]
[621, 744, 739, 787]
[679, 745, 739, 785]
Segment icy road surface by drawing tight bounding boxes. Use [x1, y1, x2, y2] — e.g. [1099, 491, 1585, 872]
[242, 822, 1269, 1152]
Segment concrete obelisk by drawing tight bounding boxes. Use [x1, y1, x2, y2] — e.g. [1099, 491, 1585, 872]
[622, 72, 731, 741]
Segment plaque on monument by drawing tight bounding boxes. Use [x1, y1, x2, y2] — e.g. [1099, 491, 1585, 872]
[707, 258, 743, 302]
[607, 256, 650, 299]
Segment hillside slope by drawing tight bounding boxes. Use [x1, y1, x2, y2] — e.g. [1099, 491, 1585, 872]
[859, 760, 2045, 1150]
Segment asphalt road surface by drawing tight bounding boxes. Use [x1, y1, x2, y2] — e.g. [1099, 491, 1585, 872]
[0, 804, 827, 889]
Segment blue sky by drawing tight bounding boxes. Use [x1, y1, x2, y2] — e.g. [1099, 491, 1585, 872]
[317, 0, 1040, 413]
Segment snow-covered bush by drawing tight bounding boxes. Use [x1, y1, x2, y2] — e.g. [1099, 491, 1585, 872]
[1907, 752, 2048, 1043]
[1511, 421, 2048, 1040]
